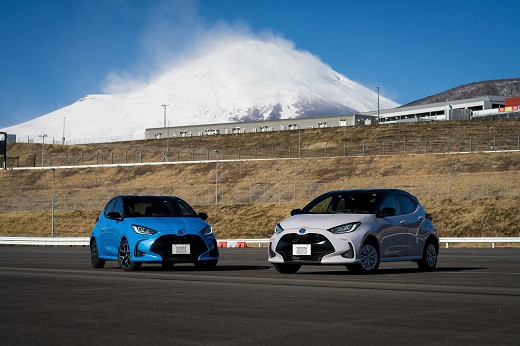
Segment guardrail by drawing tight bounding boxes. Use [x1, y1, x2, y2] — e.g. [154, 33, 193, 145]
[439, 237, 520, 248]
[1, 237, 519, 248]
[0, 237, 90, 246]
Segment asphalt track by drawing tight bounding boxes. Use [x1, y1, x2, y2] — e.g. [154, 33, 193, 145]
[0, 247, 519, 345]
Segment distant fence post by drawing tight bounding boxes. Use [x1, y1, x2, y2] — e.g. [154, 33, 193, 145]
[96, 153, 99, 165]
[470, 136, 473, 152]
[343, 142, 346, 156]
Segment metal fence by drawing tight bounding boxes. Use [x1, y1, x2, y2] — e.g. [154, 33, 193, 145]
[2, 173, 520, 212]
[9, 134, 520, 168]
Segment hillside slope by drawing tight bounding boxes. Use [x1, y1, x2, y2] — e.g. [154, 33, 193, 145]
[405, 78, 520, 106]
[2, 119, 520, 241]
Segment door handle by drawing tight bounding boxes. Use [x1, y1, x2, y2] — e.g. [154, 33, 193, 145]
[418, 216, 424, 221]
[400, 220, 406, 225]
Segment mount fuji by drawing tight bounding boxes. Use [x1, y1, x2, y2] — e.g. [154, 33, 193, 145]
[2, 39, 399, 141]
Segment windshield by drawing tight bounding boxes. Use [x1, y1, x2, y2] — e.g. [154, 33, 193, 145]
[301, 192, 382, 214]
[123, 196, 197, 218]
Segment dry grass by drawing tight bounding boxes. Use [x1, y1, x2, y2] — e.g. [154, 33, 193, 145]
[6, 118, 520, 167]
[1, 198, 520, 240]
[2, 119, 520, 240]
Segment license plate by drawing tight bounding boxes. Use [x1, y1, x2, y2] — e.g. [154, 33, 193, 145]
[293, 244, 311, 256]
[172, 244, 190, 254]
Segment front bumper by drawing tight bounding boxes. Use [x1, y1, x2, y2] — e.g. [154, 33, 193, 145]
[132, 233, 219, 263]
[268, 231, 360, 265]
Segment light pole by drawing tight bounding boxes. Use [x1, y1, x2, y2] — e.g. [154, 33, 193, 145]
[298, 123, 301, 158]
[161, 104, 168, 128]
[376, 86, 381, 124]
[39, 134, 47, 167]
[51, 168, 55, 237]
[62, 116, 66, 144]
[214, 150, 219, 205]
[166, 119, 170, 153]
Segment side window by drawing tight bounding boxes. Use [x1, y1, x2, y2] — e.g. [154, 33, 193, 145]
[396, 195, 416, 215]
[379, 195, 400, 215]
[104, 198, 117, 216]
[114, 198, 124, 216]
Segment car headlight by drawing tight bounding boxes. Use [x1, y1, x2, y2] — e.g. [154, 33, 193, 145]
[274, 223, 284, 234]
[132, 225, 158, 235]
[328, 222, 360, 234]
[201, 225, 213, 235]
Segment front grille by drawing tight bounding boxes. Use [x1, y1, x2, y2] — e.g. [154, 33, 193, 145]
[275, 233, 335, 262]
[150, 234, 208, 261]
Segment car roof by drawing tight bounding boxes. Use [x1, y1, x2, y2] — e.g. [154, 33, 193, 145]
[114, 195, 181, 199]
[327, 188, 409, 194]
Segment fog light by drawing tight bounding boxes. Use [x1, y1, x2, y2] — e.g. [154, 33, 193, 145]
[134, 242, 145, 257]
[341, 242, 354, 258]
[269, 242, 277, 258]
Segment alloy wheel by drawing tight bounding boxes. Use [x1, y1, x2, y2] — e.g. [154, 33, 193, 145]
[119, 242, 131, 269]
[360, 244, 378, 271]
[426, 243, 437, 267]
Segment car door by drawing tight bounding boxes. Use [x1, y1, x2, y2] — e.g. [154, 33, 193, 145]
[99, 198, 117, 257]
[105, 197, 125, 256]
[395, 194, 422, 256]
[377, 194, 408, 258]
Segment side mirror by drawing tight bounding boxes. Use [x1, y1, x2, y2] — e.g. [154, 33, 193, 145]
[377, 207, 396, 218]
[290, 209, 301, 216]
[106, 211, 123, 221]
[198, 212, 208, 221]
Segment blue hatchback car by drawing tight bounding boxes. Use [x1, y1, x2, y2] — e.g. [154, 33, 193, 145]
[90, 195, 219, 271]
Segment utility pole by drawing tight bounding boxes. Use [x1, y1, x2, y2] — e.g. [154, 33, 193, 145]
[161, 104, 168, 128]
[51, 168, 55, 237]
[39, 134, 47, 167]
[166, 119, 170, 153]
[214, 150, 219, 205]
[298, 123, 301, 158]
[62, 116, 66, 144]
[376, 86, 381, 124]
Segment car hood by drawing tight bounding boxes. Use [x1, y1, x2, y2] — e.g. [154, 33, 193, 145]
[126, 216, 207, 232]
[280, 213, 368, 231]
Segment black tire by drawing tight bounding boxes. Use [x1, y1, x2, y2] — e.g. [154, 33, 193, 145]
[194, 261, 218, 271]
[417, 240, 438, 271]
[272, 263, 301, 274]
[90, 238, 105, 269]
[348, 241, 380, 274]
[118, 239, 141, 271]
[161, 261, 175, 270]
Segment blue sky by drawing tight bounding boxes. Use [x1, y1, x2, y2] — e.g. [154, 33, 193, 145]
[1, 0, 519, 128]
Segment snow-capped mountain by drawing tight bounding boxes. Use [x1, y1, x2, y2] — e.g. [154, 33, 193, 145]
[2, 40, 399, 141]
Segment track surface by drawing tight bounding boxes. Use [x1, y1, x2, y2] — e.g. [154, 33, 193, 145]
[0, 247, 519, 345]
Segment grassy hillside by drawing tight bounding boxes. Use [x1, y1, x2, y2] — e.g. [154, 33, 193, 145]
[2, 118, 520, 242]
[6, 118, 520, 167]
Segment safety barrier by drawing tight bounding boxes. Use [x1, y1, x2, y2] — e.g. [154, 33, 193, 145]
[1, 237, 519, 248]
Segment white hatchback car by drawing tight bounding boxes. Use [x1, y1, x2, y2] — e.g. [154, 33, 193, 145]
[268, 189, 438, 274]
